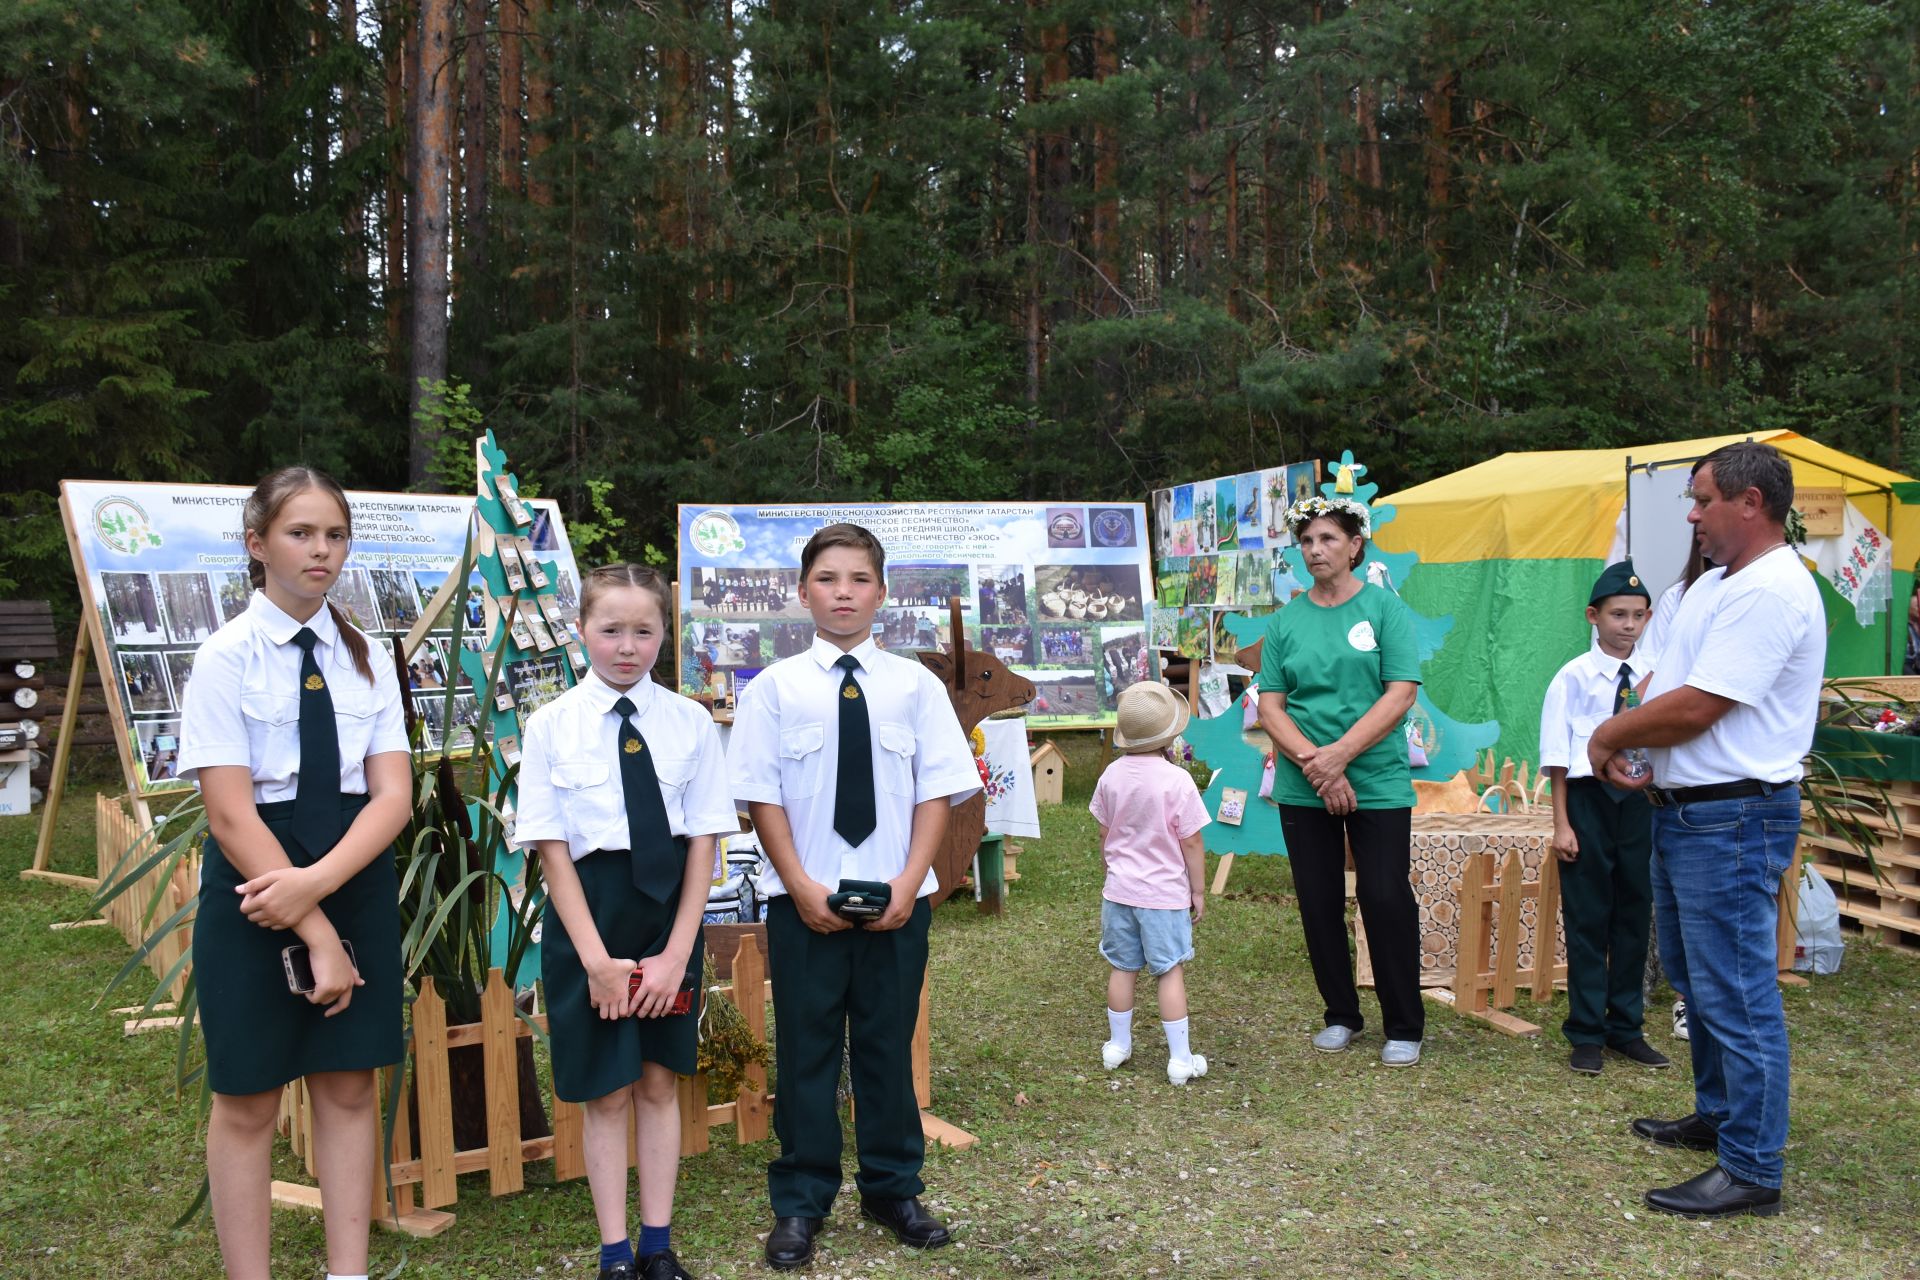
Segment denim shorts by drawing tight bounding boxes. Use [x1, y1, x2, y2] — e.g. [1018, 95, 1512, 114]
[1100, 900, 1194, 975]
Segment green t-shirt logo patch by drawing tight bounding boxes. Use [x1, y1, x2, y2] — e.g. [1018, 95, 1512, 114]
[1347, 621, 1377, 652]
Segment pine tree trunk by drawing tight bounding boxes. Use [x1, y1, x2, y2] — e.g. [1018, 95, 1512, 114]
[1356, 79, 1383, 239]
[384, 3, 412, 369]
[1184, 0, 1211, 288]
[1023, 1, 1045, 424]
[460, 0, 491, 370]
[340, 0, 368, 282]
[1221, 13, 1238, 318]
[1039, 18, 1072, 331]
[525, 0, 555, 211]
[1424, 67, 1456, 290]
[1091, 25, 1119, 317]
[409, 0, 455, 486]
[498, 0, 523, 199]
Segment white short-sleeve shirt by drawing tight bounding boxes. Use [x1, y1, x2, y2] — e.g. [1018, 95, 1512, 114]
[1645, 545, 1826, 787]
[176, 591, 410, 801]
[728, 635, 981, 900]
[515, 668, 738, 859]
[1538, 643, 1650, 781]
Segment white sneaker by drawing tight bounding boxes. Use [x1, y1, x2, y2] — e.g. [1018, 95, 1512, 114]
[1167, 1053, 1208, 1086]
[1672, 1000, 1690, 1042]
[1311, 1025, 1356, 1053]
[1101, 1040, 1132, 1070]
[1380, 1039, 1422, 1067]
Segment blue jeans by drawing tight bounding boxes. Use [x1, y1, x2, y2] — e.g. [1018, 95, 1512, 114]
[1650, 788, 1799, 1187]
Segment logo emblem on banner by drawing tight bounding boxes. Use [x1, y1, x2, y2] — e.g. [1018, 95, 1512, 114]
[1090, 508, 1136, 548]
[91, 496, 163, 556]
[689, 510, 746, 556]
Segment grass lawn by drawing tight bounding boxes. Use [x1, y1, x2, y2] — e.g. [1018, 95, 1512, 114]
[3, 733, 1917, 1278]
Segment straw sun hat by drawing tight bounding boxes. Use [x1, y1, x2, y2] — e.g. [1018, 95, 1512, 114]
[1113, 680, 1190, 755]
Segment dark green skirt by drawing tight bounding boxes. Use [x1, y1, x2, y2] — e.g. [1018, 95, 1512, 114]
[541, 848, 703, 1102]
[195, 793, 403, 1096]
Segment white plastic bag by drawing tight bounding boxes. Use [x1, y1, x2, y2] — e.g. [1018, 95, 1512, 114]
[1196, 664, 1231, 720]
[1241, 685, 1260, 731]
[1793, 864, 1843, 975]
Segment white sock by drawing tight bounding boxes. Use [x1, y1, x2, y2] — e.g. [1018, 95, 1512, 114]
[1164, 1017, 1191, 1061]
[1106, 1007, 1133, 1048]
[326, 1274, 370, 1280]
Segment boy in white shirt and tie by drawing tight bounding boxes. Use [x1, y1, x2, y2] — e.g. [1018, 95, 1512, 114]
[729, 524, 980, 1271]
[1539, 560, 1671, 1076]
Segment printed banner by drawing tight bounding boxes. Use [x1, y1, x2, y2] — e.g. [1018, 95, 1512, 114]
[677, 502, 1156, 728]
[63, 479, 583, 793]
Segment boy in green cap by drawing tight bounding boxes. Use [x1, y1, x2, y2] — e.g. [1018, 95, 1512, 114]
[1538, 560, 1671, 1074]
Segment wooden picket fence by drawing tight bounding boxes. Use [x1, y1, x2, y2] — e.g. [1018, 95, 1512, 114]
[94, 792, 196, 1007]
[1424, 847, 1566, 1036]
[273, 938, 773, 1236]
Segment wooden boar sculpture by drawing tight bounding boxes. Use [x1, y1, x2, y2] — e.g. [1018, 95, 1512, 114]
[916, 622, 1037, 907]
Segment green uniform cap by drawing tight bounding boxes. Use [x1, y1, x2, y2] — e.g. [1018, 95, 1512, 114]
[1589, 559, 1650, 606]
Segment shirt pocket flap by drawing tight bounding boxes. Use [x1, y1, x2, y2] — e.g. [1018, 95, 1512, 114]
[877, 723, 916, 756]
[779, 723, 825, 760]
[552, 760, 610, 790]
[653, 753, 697, 788]
[332, 688, 382, 720]
[240, 692, 300, 726]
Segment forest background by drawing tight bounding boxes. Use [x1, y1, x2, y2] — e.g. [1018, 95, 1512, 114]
[5, 0, 1920, 623]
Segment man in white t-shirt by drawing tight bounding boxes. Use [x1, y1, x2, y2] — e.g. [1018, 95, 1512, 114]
[1588, 441, 1823, 1220]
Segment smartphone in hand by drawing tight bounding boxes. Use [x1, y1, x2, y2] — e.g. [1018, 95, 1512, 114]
[282, 940, 358, 995]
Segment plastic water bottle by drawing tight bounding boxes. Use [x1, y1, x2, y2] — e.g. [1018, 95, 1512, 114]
[1621, 688, 1652, 782]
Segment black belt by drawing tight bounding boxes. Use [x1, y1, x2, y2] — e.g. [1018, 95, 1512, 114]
[1645, 779, 1783, 809]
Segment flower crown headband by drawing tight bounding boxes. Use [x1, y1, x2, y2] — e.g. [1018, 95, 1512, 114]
[1282, 495, 1373, 538]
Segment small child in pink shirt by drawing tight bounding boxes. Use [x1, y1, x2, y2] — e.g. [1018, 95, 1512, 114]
[1090, 681, 1211, 1085]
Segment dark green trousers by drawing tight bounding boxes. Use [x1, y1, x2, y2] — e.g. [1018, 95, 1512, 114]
[765, 894, 930, 1217]
[1560, 778, 1653, 1046]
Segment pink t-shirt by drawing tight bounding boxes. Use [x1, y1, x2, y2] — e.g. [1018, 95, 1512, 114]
[1088, 754, 1211, 909]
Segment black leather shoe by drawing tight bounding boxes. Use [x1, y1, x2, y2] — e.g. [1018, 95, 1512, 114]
[1631, 1112, 1719, 1152]
[1644, 1164, 1782, 1218]
[765, 1216, 823, 1270]
[859, 1195, 952, 1249]
[1569, 1043, 1603, 1075]
[599, 1263, 635, 1280]
[1610, 1038, 1672, 1068]
[639, 1249, 694, 1280]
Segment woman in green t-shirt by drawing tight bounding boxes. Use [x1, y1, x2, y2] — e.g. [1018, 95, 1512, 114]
[1256, 497, 1426, 1067]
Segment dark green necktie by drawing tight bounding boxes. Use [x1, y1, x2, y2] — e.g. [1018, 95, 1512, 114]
[833, 654, 876, 847]
[1613, 661, 1633, 715]
[613, 694, 681, 902]
[292, 627, 342, 858]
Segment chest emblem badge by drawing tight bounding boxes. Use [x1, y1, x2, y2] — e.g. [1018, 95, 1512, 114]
[305, 674, 325, 691]
[844, 686, 860, 700]
[624, 738, 642, 754]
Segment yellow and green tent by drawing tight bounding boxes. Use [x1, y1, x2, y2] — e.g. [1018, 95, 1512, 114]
[1376, 431, 1919, 770]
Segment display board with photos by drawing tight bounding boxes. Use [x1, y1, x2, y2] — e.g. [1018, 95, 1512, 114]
[676, 502, 1156, 728]
[60, 474, 584, 795]
[1149, 461, 1320, 659]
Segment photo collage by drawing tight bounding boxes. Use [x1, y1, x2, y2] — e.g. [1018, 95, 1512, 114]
[677, 502, 1156, 725]
[97, 561, 502, 782]
[1150, 461, 1319, 660]
[67, 478, 585, 791]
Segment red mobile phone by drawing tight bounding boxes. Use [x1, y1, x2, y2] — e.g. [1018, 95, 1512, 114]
[629, 962, 698, 1016]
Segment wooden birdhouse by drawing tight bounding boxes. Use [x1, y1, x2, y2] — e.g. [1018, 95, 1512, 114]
[1030, 740, 1067, 806]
